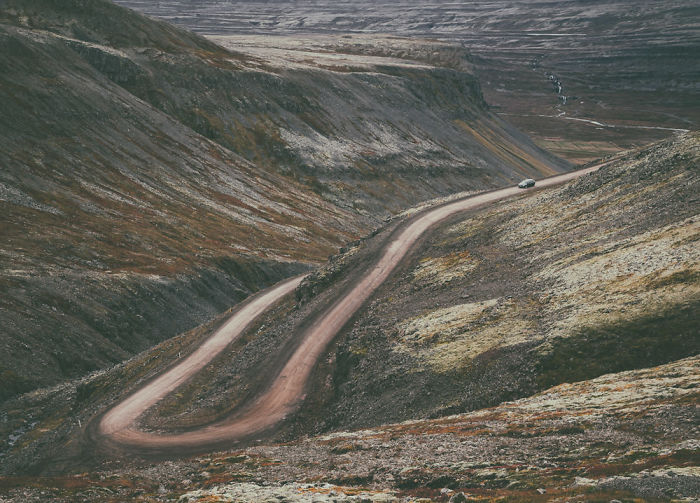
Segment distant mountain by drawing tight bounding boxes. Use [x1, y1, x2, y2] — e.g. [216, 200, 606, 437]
[0, 0, 565, 400]
[114, 0, 700, 163]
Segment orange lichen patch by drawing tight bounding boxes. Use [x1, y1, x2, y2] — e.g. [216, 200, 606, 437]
[298, 485, 372, 496]
[212, 453, 248, 464]
[0, 475, 134, 491]
[337, 486, 370, 496]
[194, 49, 247, 70]
[329, 442, 364, 454]
[259, 460, 285, 467]
[596, 381, 644, 392]
[188, 496, 225, 503]
[202, 475, 238, 486]
[585, 449, 699, 478]
[300, 486, 332, 494]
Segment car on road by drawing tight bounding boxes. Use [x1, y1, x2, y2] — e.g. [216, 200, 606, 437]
[518, 178, 536, 188]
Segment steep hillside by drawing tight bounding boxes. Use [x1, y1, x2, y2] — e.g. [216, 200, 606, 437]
[294, 131, 699, 433]
[0, 134, 695, 478]
[0, 0, 567, 400]
[0, 9, 353, 400]
[2, 0, 569, 216]
[4, 356, 695, 501]
[115, 0, 700, 163]
[0, 21, 361, 402]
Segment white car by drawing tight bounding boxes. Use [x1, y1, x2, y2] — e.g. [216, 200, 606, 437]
[518, 178, 536, 188]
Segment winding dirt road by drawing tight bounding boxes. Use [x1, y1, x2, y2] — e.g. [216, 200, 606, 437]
[98, 165, 601, 452]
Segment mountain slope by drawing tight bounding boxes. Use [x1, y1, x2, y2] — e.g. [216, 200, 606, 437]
[0, 22, 361, 401]
[0, 0, 567, 400]
[298, 131, 699, 433]
[126, 132, 697, 438]
[2, 0, 570, 215]
[114, 0, 700, 163]
[0, 133, 695, 477]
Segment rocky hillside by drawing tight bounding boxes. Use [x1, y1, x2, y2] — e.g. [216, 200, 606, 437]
[111, 132, 697, 444]
[5, 355, 694, 501]
[126, 131, 697, 441]
[0, 18, 359, 401]
[2, 0, 568, 215]
[293, 131, 699, 434]
[0, 133, 695, 480]
[116, 0, 700, 163]
[0, 0, 566, 401]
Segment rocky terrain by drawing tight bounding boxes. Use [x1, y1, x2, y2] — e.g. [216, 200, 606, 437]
[0, 0, 565, 400]
[129, 132, 698, 443]
[1, 1, 697, 499]
[0, 134, 696, 498]
[115, 0, 700, 163]
[290, 131, 699, 435]
[1, 354, 697, 501]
